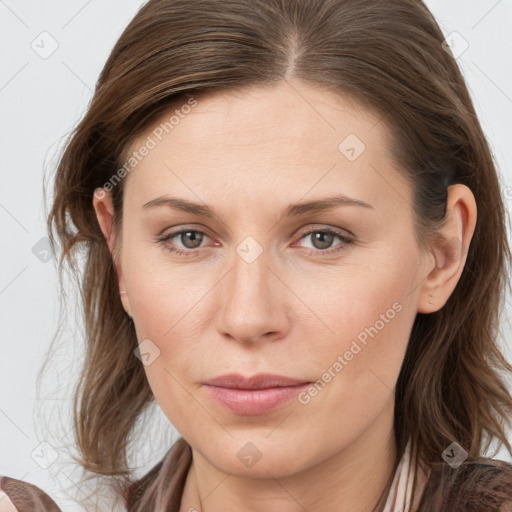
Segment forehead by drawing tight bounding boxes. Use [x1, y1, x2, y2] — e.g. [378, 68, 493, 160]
[122, 80, 411, 214]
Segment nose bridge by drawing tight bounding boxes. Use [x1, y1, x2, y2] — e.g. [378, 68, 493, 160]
[232, 234, 268, 297]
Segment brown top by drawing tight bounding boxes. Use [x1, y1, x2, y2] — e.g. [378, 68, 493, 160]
[0, 476, 61, 512]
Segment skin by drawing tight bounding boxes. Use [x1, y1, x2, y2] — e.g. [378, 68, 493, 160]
[93, 79, 477, 512]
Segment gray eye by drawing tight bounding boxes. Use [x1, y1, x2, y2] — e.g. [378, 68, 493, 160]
[308, 231, 336, 250]
[178, 231, 204, 249]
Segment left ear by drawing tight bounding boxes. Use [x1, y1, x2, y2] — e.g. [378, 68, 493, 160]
[417, 184, 477, 314]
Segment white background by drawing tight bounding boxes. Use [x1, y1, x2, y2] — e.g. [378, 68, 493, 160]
[1, 1, 512, 510]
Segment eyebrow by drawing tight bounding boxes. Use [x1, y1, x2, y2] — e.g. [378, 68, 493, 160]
[142, 194, 374, 219]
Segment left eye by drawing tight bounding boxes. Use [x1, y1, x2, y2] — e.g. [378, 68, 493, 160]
[295, 228, 352, 252]
[157, 227, 353, 257]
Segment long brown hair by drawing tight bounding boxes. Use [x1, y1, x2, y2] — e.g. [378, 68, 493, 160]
[44, 0, 512, 510]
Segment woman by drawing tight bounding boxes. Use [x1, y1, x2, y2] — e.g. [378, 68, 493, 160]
[2, 0, 512, 510]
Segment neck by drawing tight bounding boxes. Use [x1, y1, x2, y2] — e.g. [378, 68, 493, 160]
[180, 396, 397, 512]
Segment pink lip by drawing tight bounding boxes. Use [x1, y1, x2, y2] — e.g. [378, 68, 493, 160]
[202, 373, 310, 415]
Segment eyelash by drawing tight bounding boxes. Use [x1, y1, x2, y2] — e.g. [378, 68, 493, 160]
[156, 226, 354, 257]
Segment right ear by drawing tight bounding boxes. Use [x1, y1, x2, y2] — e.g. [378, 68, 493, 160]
[92, 188, 131, 317]
[92, 188, 116, 253]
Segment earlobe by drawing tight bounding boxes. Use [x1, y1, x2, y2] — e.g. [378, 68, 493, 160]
[417, 184, 477, 314]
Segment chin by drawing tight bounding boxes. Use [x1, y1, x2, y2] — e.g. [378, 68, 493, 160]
[193, 432, 322, 479]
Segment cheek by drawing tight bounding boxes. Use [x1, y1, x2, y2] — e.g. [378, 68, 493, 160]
[142, 361, 213, 446]
[122, 252, 215, 427]
[291, 276, 417, 454]
[303, 256, 418, 410]
[125, 248, 208, 350]
[133, 290, 209, 436]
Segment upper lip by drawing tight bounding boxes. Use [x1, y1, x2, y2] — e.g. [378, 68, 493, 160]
[203, 373, 310, 389]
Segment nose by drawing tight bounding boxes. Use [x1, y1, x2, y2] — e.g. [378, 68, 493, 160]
[215, 240, 291, 345]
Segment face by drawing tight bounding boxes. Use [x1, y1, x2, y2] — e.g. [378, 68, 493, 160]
[99, 79, 434, 478]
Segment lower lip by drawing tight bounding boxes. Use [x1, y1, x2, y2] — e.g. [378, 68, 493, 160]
[204, 384, 309, 415]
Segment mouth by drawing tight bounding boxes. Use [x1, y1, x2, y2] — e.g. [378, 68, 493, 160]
[202, 373, 311, 415]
